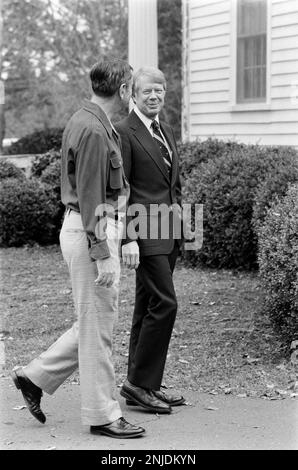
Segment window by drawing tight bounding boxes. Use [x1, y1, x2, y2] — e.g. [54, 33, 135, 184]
[236, 0, 267, 103]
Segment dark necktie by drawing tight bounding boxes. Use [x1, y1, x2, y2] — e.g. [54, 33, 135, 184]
[151, 120, 172, 174]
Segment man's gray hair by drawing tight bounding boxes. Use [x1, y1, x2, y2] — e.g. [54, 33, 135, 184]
[133, 67, 167, 95]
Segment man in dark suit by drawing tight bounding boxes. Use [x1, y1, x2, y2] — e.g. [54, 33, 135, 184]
[115, 67, 185, 414]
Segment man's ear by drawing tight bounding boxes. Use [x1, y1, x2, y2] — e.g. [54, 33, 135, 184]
[119, 83, 126, 100]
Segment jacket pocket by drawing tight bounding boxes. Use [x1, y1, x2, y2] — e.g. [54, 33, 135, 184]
[109, 152, 123, 189]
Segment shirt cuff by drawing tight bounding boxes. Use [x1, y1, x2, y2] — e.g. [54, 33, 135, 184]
[89, 239, 110, 260]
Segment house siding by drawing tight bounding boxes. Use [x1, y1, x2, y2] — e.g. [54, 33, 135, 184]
[182, 0, 298, 146]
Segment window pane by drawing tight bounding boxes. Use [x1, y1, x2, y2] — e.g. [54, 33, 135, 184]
[238, 0, 267, 36]
[236, 0, 267, 103]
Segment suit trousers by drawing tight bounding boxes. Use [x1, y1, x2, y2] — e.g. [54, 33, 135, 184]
[23, 210, 123, 426]
[127, 243, 179, 390]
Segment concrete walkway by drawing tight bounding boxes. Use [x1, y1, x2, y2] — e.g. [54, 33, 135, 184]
[1, 375, 297, 451]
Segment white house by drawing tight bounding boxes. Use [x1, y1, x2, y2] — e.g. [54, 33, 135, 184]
[182, 0, 298, 146]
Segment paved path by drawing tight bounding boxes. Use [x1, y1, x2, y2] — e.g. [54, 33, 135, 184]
[1, 375, 297, 451]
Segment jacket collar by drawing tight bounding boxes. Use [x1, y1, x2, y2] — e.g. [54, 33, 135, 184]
[127, 110, 178, 184]
[82, 100, 113, 138]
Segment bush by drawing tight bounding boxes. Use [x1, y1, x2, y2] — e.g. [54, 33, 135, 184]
[181, 143, 298, 270]
[40, 159, 64, 234]
[31, 150, 61, 178]
[252, 146, 298, 231]
[0, 159, 26, 180]
[6, 128, 63, 155]
[178, 138, 244, 180]
[0, 178, 59, 246]
[257, 184, 298, 347]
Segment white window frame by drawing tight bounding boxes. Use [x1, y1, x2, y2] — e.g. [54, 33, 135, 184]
[230, 0, 271, 111]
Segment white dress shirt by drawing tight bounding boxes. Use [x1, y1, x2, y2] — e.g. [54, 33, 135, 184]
[133, 106, 173, 159]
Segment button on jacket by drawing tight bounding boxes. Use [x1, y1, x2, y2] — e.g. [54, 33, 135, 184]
[61, 100, 129, 260]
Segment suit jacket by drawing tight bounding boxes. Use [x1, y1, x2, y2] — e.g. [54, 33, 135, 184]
[115, 110, 182, 256]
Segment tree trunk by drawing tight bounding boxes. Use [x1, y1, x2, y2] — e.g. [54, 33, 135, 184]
[0, 0, 4, 154]
[0, 103, 5, 154]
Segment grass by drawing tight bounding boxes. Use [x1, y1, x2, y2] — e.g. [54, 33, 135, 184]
[1, 245, 297, 398]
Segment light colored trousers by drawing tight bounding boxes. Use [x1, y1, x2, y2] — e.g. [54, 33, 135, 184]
[24, 210, 123, 426]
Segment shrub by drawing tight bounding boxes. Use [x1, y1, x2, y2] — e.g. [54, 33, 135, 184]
[6, 128, 63, 155]
[0, 159, 26, 181]
[252, 146, 298, 231]
[257, 184, 298, 347]
[181, 143, 298, 270]
[178, 138, 244, 180]
[0, 178, 59, 247]
[31, 150, 61, 178]
[40, 159, 64, 234]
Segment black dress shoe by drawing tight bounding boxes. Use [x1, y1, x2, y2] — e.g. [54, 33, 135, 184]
[11, 368, 46, 424]
[126, 390, 186, 407]
[90, 417, 145, 439]
[120, 380, 172, 414]
[153, 389, 186, 406]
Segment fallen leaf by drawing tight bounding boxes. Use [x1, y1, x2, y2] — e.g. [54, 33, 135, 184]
[224, 388, 232, 394]
[236, 393, 247, 398]
[276, 389, 288, 396]
[246, 357, 260, 364]
[13, 405, 27, 410]
[208, 391, 218, 395]
[190, 301, 200, 305]
[276, 363, 286, 370]
[178, 359, 189, 364]
[61, 289, 71, 295]
[205, 406, 219, 411]
[290, 393, 298, 398]
[47, 446, 56, 450]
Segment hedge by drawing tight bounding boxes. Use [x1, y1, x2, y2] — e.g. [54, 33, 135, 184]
[31, 150, 61, 178]
[6, 128, 63, 155]
[0, 178, 59, 246]
[180, 142, 298, 270]
[178, 138, 244, 180]
[257, 184, 298, 347]
[0, 159, 26, 181]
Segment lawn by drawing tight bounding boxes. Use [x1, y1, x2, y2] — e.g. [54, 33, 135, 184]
[1, 245, 297, 399]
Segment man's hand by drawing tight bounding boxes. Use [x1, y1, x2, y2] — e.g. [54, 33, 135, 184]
[95, 257, 118, 288]
[122, 241, 140, 270]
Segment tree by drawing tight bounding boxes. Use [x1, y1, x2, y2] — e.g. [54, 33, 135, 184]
[1, 0, 182, 146]
[0, 0, 4, 153]
[158, 0, 182, 140]
[1, 0, 128, 141]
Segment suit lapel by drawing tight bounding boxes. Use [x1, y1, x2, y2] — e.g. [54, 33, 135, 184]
[128, 111, 170, 182]
[160, 122, 179, 186]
